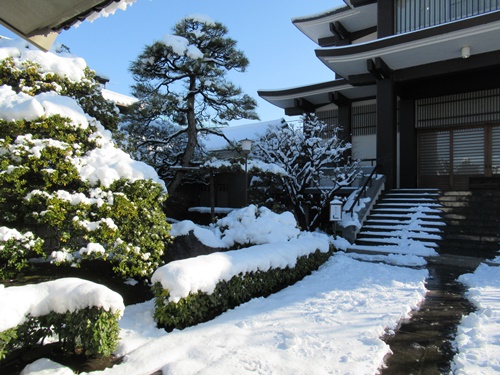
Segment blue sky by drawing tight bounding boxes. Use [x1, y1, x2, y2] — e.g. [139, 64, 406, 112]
[1, 0, 345, 124]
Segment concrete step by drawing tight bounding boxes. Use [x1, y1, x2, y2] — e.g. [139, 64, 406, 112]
[441, 233, 500, 243]
[363, 224, 443, 233]
[441, 224, 500, 237]
[364, 219, 446, 227]
[357, 231, 441, 242]
[347, 243, 438, 257]
[369, 213, 443, 221]
[355, 237, 439, 248]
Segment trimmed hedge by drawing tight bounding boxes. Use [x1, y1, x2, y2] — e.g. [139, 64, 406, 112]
[0, 307, 120, 361]
[153, 245, 335, 331]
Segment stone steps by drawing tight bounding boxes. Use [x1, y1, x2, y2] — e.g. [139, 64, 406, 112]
[346, 189, 443, 262]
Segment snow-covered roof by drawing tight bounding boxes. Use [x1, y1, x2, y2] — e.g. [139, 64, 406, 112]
[0, 0, 136, 51]
[102, 88, 138, 108]
[201, 119, 284, 152]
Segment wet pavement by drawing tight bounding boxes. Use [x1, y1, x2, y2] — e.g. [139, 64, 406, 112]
[380, 259, 478, 375]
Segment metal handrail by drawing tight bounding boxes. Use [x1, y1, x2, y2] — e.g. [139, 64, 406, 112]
[346, 160, 378, 214]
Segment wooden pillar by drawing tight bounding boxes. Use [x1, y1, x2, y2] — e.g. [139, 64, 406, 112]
[399, 99, 417, 188]
[338, 104, 352, 158]
[376, 78, 398, 189]
[378, 0, 395, 38]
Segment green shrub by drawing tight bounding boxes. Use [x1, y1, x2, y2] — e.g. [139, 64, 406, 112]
[0, 54, 172, 280]
[1, 307, 120, 360]
[0, 228, 43, 279]
[25, 179, 171, 279]
[0, 328, 17, 361]
[0, 58, 119, 132]
[153, 246, 334, 331]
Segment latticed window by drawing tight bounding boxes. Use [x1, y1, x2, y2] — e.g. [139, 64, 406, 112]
[416, 89, 500, 129]
[316, 109, 339, 138]
[352, 104, 377, 136]
[396, 0, 500, 33]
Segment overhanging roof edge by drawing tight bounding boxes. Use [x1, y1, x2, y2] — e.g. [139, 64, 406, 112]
[258, 79, 350, 99]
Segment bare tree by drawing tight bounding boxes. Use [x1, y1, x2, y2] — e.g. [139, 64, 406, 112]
[252, 115, 359, 230]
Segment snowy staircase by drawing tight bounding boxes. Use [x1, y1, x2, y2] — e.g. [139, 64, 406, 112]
[346, 189, 445, 262]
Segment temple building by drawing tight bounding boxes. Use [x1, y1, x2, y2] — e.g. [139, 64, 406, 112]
[259, 0, 500, 190]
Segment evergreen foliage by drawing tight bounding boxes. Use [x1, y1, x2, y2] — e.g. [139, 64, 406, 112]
[0, 51, 171, 279]
[153, 246, 334, 332]
[123, 16, 259, 193]
[0, 307, 121, 360]
[0, 58, 119, 132]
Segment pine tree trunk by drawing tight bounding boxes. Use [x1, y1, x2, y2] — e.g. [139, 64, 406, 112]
[168, 79, 198, 195]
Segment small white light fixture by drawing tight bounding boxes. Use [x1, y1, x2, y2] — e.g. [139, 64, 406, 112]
[461, 46, 471, 59]
[329, 198, 343, 222]
[240, 138, 253, 155]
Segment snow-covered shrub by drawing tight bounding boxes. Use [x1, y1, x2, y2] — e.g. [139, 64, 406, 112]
[0, 56, 119, 131]
[153, 246, 333, 332]
[0, 278, 124, 360]
[251, 114, 359, 231]
[0, 39, 171, 279]
[25, 179, 170, 278]
[151, 232, 332, 331]
[0, 227, 43, 279]
[215, 205, 300, 247]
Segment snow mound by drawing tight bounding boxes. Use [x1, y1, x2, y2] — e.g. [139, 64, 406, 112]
[0, 39, 87, 82]
[0, 278, 124, 332]
[216, 205, 300, 247]
[21, 358, 73, 375]
[170, 205, 300, 248]
[451, 263, 500, 374]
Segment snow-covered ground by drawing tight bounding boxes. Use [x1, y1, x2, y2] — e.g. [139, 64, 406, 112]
[2, 32, 499, 375]
[101, 254, 427, 375]
[450, 257, 500, 374]
[18, 207, 500, 375]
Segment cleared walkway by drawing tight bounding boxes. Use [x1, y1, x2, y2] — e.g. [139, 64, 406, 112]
[346, 188, 498, 374]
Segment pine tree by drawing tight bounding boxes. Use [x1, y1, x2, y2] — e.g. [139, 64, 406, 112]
[124, 15, 259, 194]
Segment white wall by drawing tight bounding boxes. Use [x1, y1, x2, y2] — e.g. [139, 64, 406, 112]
[352, 134, 376, 163]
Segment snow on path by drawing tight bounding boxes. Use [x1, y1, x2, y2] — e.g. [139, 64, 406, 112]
[86, 254, 428, 375]
[450, 259, 500, 374]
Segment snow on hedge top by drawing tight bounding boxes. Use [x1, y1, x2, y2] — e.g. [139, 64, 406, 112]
[0, 86, 90, 125]
[0, 277, 124, 332]
[0, 85, 164, 189]
[155, 205, 329, 302]
[77, 141, 164, 188]
[0, 39, 86, 82]
[152, 231, 330, 303]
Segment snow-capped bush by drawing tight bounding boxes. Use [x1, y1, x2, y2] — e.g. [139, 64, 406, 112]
[215, 205, 300, 247]
[170, 205, 301, 249]
[0, 227, 43, 278]
[0, 278, 124, 359]
[0, 39, 171, 279]
[152, 231, 332, 331]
